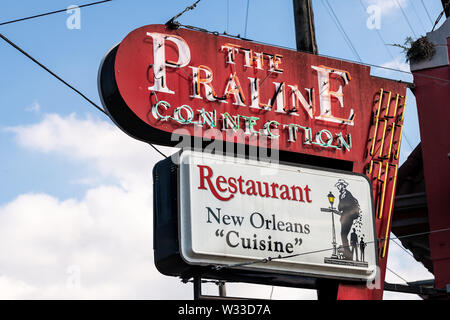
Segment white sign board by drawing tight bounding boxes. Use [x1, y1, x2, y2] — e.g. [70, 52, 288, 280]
[179, 151, 378, 281]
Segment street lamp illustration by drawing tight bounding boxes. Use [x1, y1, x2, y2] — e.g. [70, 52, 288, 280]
[328, 191, 335, 206]
[328, 191, 338, 259]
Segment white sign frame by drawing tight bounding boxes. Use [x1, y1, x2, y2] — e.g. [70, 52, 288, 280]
[178, 150, 378, 282]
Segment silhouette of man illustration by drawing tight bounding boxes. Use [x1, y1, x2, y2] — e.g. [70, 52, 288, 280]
[335, 179, 361, 260]
[360, 238, 366, 262]
[350, 228, 359, 261]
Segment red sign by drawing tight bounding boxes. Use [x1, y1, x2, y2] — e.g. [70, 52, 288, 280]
[100, 24, 411, 299]
[98, 24, 406, 163]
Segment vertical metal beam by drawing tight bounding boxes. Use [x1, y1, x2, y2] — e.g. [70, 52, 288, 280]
[316, 278, 339, 300]
[294, 0, 322, 299]
[293, 0, 318, 54]
[218, 281, 227, 297]
[193, 277, 202, 300]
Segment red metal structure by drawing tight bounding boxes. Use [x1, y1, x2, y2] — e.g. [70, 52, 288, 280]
[340, 18, 450, 301]
[407, 18, 450, 295]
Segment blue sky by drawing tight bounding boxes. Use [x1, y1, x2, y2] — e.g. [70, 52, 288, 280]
[0, 0, 445, 299]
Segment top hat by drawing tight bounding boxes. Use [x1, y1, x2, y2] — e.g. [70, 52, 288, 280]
[335, 179, 349, 188]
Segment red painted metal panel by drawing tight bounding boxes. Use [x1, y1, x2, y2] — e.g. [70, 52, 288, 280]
[412, 61, 450, 291]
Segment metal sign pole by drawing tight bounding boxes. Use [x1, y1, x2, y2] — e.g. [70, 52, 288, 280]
[218, 281, 227, 298]
[193, 277, 202, 300]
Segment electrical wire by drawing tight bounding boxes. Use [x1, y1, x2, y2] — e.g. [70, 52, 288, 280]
[166, 0, 203, 26]
[322, 0, 362, 62]
[0, 32, 106, 115]
[358, 1, 397, 62]
[395, 0, 418, 38]
[409, 0, 427, 35]
[244, 0, 250, 38]
[391, 238, 415, 259]
[149, 143, 169, 159]
[421, 0, 435, 27]
[226, 0, 230, 33]
[213, 227, 450, 271]
[0, 32, 168, 159]
[0, 0, 113, 26]
[359, 1, 418, 155]
[402, 131, 415, 152]
[386, 266, 409, 284]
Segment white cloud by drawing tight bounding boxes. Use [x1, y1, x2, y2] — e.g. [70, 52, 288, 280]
[381, 56, 411, 72]
[6, 113, 173, 191]
[365, 0, 408, 15]
[0, 189, 197, 299]
[0, 114, 189, 299]
[1, 114, 316, 299]
[0, 276, 37, 299]
[1, 113, 431, 299]
[371, 56, 412, 82]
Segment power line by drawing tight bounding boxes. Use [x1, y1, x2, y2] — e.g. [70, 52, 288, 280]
[244, 0, 250, 38]
[0, 32, 106, 115]
[421, 0, 435, 27]
[409, 0, 428, 34]
[214, 227, 450, 271]
[0, 32, 168, 159]
[386, 266, 409, 284]
[166, 0, 203, 26]
[358, 1, 396, 60]
[0, 0, 113, 26]
[391, 238, 415, 259]
[374, 29, 396, 60]
[402, 131, 415, 152]
[322, 0, 362, 62]
[226, 0, 230, 33]
[395, 0, 418, 38]
[360, 1, 417, 155]
[324, 0, 362, 62]
[149, 143, 169, 159]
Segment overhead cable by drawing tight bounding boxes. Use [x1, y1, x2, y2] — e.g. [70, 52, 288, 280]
[213, 227, 450, 271]
[322, 0, 362, 62]
[0, 0, 113, 26]
[395, 0, 418, 38]
[390, 238, 416, 259]
[166, 0, 203, 27]
[0, 32, 106, 115]
[386, 266, 409, 284]
[0, 32, 168, 159]
[244, 0, 250, 38]
[421, 0, 435, 27]
[409, 0, 427, 34]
